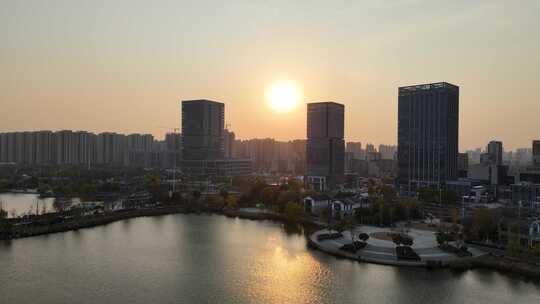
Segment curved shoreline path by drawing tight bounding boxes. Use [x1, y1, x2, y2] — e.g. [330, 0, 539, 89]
[310, 226, 487, 267]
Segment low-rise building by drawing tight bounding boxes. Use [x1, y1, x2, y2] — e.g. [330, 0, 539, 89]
[303, 195, 331, 216]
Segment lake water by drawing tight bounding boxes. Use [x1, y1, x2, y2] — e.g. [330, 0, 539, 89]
[1, 213, 539, 303]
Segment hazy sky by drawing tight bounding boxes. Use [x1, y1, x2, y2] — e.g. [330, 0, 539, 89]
[1, 0, 539, 150]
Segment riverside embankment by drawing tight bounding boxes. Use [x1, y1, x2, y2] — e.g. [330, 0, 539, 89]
[3, 204, 540, 280]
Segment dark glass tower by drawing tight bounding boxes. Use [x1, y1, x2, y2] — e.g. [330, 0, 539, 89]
[181, 99, 224, 160]
[487, 141, 503, 165]
[397, 82, 459, 192]
[306, 102, 345, 191]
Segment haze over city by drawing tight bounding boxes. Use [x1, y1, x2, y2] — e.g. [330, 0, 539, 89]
[1, 0, 539, 150]
[3, 1, 540, 303]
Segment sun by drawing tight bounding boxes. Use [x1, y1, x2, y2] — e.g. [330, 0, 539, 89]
[266, 81, 302, 113]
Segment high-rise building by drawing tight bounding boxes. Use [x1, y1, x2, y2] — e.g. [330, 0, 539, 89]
[126, 133, 154, 167]
[164, 132, 182, 168]
[458, 153, 469, 171]
[365, 143, 376, 154]
[487, 141, 503, 165]
[35, 131, 53, 164]
[0, 133, 7, 163]
[346, 142, 362, 159]
[533, 140, 540, 167]
[306, 102, 345, 191]
[224, 129, 235, 159]
[379, 144, 397, 160]
[397, 82, 459, 192]
[181, 99, 224, 160]
[181, 100, 251, 177]
[513, 148, 532, 166]
[96, 132, 127, 165]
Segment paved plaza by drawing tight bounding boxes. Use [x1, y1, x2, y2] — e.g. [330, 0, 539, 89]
[311, 225, 486, 266]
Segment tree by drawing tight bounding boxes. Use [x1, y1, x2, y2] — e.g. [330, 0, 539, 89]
[192, 190, 202, 204]
[321, 207, 332, 229]
[286, 179, 304, 192]
[376, 199, 385, 227]
[392, 234, 403, 247]
[284, 202, 303, 223]
[335, 220, 346, 235]
[207, 195, 224, 210]
[343, 217, 356, 243]
[441, 190, 458, 205]
[399, 197, 420, 223]
[358, 233, 370, 242]
[147, 173, 161, 200]
[277, 191, 300, 213]
[436, 232, 450, 246]
[224, 196, 238, 209]
[531, 244, 540, 257]
[219, 188, 229, 201]
[393, 234, 413, 247]
[261, 187, 279, 207]
[470, 209, 499, 241]
[505, 224, 521, 257]
[418, 187, 438, 203]
[401, 235, 413, 247]
[380, 185, 397, 203]
[0, 209, 12, 238]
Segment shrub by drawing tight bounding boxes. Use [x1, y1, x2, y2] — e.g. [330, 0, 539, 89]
[340, 241, 367, 253]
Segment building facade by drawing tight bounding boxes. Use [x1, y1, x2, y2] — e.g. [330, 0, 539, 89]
[181, 99, 224, 160]
[487, 141, 503, 165]
[397, 82, 459, 192]
[306, 102, 345, 191]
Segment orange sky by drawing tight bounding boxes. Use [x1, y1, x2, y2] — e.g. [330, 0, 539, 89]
[1, 1, 539, 150]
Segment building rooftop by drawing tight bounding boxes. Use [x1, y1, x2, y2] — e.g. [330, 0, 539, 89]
[182, 99, 224, 105]
[307, 101, 344, 107]
[399, 82, 459, 94]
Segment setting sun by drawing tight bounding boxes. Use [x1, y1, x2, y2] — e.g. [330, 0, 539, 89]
[266, 81, 302, 113]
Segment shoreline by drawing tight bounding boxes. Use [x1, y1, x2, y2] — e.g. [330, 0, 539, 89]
[1, 206, 323, 241]
[2, 207, 540, 281]
[307, 229, 540, 280]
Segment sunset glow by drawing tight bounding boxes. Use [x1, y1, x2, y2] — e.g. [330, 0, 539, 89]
[266, 81, 302, 113]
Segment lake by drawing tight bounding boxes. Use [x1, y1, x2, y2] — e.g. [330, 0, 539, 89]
[1, 213, 539, 303]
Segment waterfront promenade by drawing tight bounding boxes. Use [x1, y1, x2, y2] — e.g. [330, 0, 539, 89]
[310, 226, 487, 267]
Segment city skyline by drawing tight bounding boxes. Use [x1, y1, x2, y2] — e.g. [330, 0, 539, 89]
[2, 1, 540, 150]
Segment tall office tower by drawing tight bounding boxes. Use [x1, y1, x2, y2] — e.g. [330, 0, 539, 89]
[397, 82, 459, 192]
[181, 99, 224, 160]
[533, 140, 540, 167]
[487, 141, 503, 165]
[224, 129, 235, 159]
[306, 102, 345, 191]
